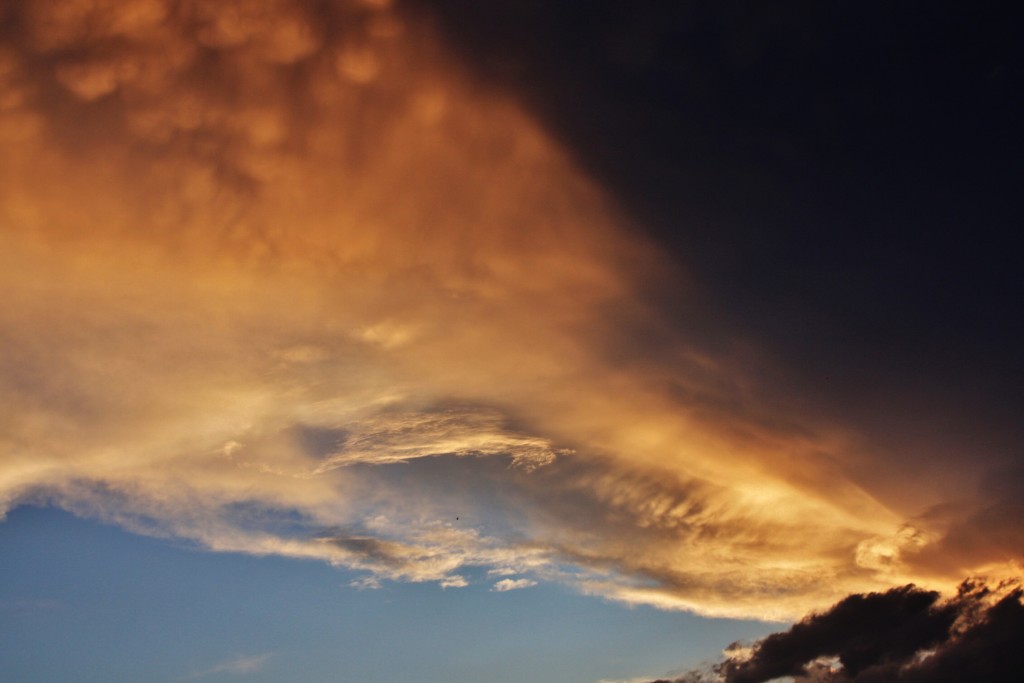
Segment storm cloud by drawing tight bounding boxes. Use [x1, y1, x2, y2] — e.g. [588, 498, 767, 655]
[653, 580, 1024, 683]
[1, 0, 1021, 622]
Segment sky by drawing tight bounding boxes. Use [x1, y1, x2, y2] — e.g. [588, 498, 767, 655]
[0, 1, 1021, 682]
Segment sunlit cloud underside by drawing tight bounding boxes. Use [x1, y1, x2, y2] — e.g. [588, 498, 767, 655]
[1, 0, 1015, 621]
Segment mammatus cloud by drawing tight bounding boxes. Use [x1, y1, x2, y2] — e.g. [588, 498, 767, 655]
[0, 0, 1020, 620]
[646, 579, 1024, 683]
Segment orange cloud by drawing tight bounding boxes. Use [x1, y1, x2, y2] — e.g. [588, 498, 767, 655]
[0, 0, 1012, 620]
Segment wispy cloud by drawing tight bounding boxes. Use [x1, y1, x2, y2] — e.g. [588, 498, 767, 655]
[492, 578, 537, 592]
[182, 654, 271, 680]
[349, 576, 383, 591]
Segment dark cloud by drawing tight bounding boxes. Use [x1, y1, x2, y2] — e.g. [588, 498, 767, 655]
[653, 580, 1024, 683]
[721, 586, 956, 682]
[323, 535, 409, 568]
[416, 0, 1024, 509]
[420, 0, 1023, 361]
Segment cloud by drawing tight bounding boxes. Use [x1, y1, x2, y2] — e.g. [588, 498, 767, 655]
[183, 653, 271, 679]
[0, 0, 1019, 621]
[309, 405, 566, 472]
[651, 579, 1024, 683]
[349, 576, 383, 590]
[492, 578, 537, 592]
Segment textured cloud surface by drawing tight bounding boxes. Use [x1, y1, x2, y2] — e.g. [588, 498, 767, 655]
[0, 0, 1019, 620]
[650, 580, 1024, 682]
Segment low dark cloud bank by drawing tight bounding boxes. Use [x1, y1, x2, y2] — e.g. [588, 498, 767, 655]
[654, 580, 1023, 683]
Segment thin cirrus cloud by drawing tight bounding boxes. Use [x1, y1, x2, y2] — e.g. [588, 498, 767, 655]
[182, 653, 272, 680]
[0, 0, 1017, 622]
[492, 578, 537, 592]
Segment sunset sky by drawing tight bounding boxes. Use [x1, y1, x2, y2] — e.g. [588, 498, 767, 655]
[1, 2, 1021, 682]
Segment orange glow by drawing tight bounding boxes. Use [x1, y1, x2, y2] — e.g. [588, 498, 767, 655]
[0, 0, 1005, 620]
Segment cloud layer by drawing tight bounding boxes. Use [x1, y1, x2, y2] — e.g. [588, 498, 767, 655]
[650, 580, 1024, 683]
[0, 0, 1020, 620]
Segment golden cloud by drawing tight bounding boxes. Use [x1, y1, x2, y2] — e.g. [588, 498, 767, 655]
[0, 0, 1013, 620]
